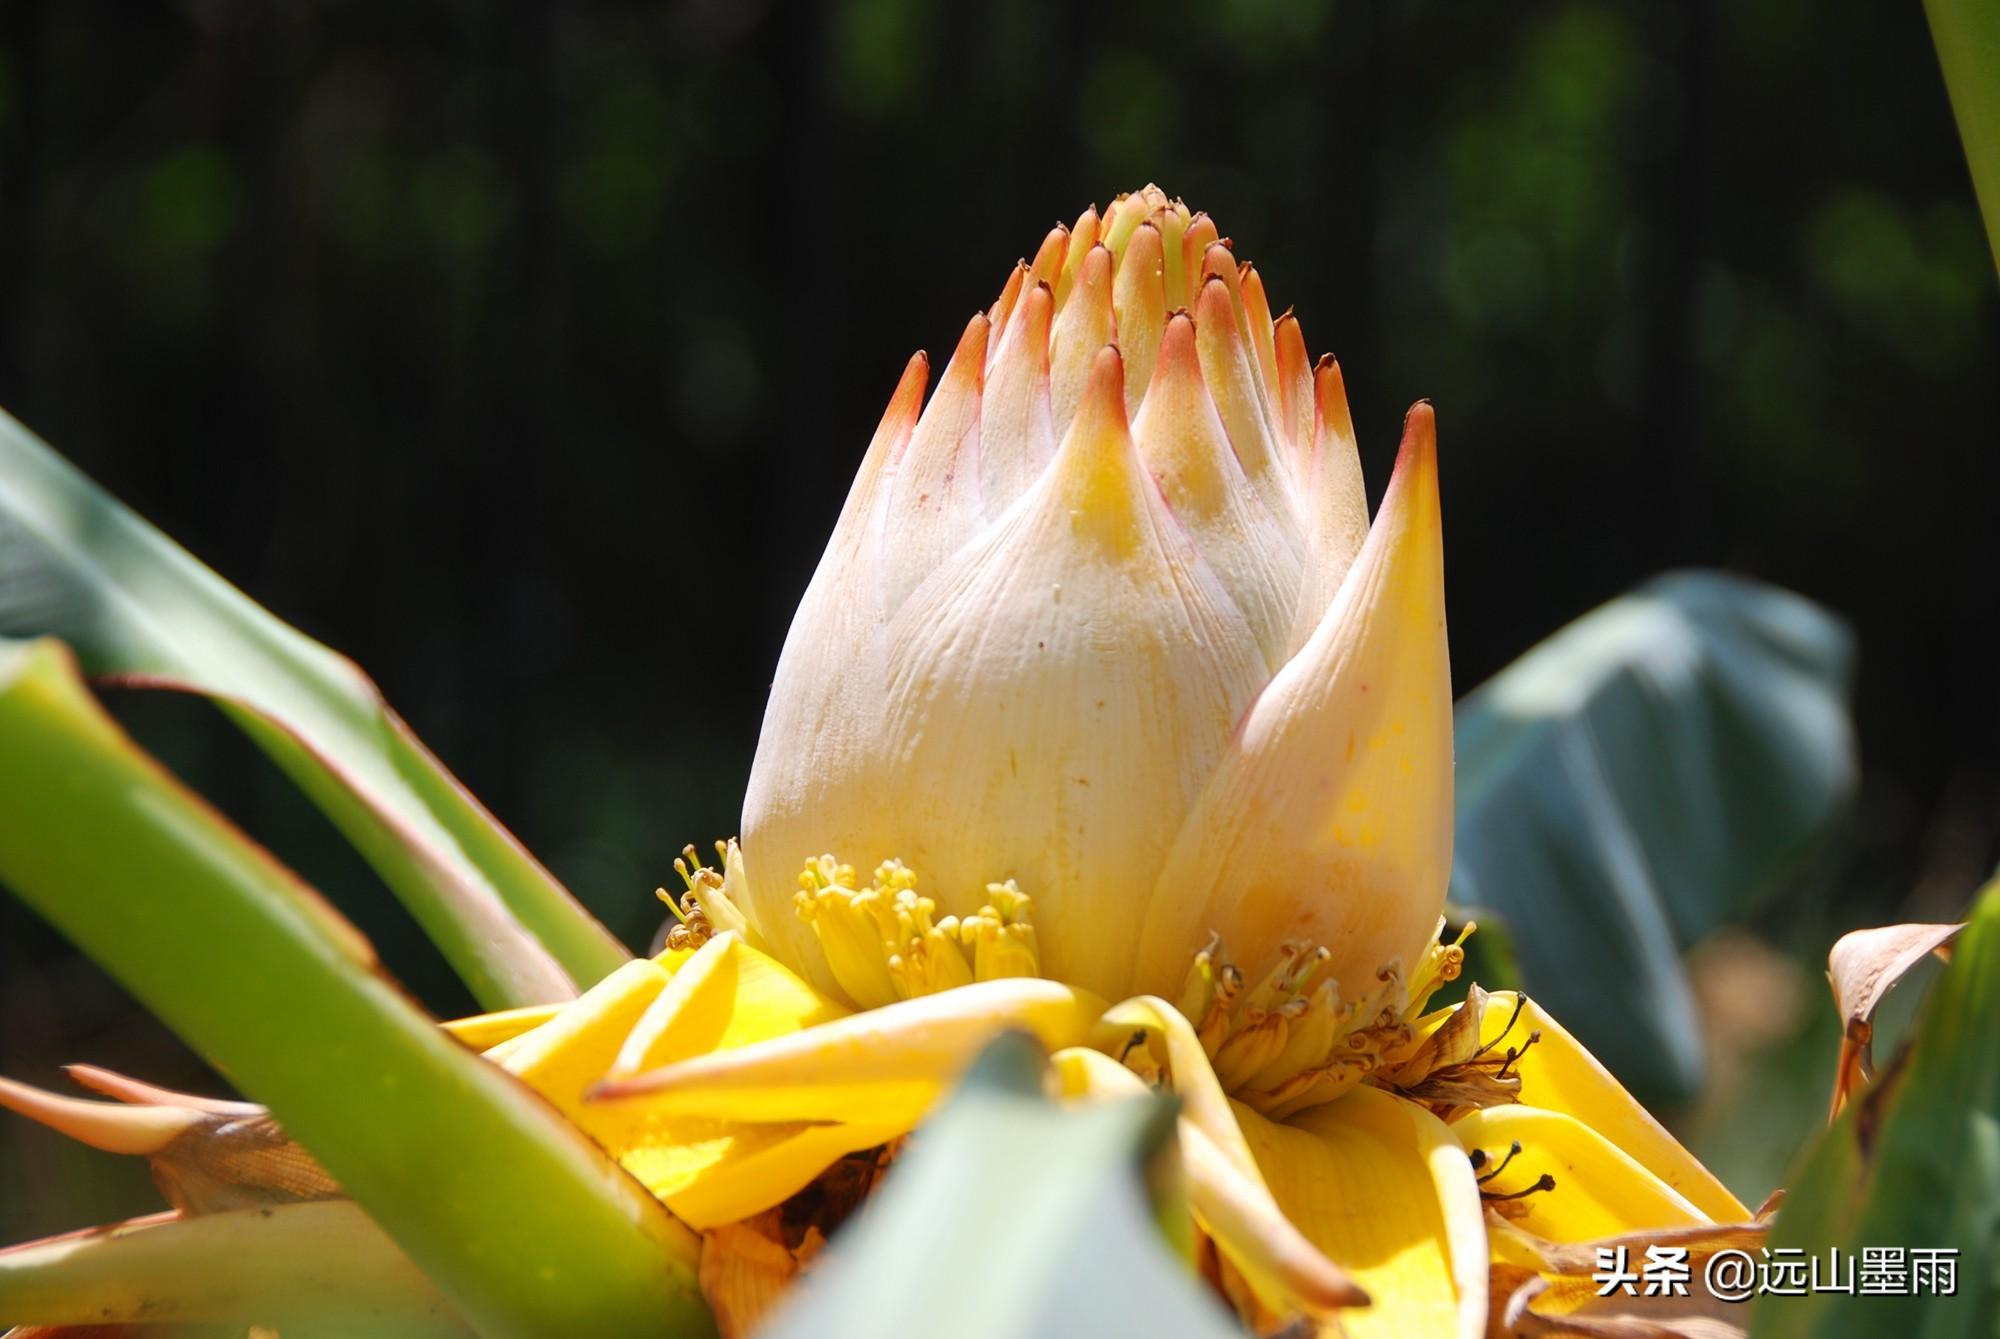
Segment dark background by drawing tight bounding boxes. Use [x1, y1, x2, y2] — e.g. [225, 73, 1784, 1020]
[2, 0, 1995, 1237]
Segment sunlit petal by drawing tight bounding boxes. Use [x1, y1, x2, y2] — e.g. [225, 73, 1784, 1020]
[1135, 405, 1451, 1004]
[607, 932, 848, 1081]
[1451, 1105, 1708, 1242]
[1238, 1085, 1487, 1339]
[1448, 991, 1747, 1222]
[1052, 1045, 1367, 1318]
[592, 977, 1103, 1125]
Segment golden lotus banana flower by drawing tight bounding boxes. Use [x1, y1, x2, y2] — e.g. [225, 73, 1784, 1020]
[737, 183, 1451, 1008]
[0, 187, 1753, 1339]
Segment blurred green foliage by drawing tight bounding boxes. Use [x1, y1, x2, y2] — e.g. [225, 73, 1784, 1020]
[0, 0, 1993, 1245]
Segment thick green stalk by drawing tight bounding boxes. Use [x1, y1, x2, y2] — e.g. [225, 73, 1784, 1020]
[0, 1202, 469, 1335]
[1926, 0, 2000, 275]
[0, 638, 711, 1338]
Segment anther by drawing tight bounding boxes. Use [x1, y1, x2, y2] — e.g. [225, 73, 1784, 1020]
[1481, 1172, 1557, 1203]
[1495, 1031, 1542, 1081]
[1472, 995, 1531, 1061]
[1475, 1140, 1524, 1184]
[1118, 1031, 1150, 1066]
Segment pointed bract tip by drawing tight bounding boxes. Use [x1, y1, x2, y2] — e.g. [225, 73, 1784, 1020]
[1194, 271, 1239, 327]
[1312, 355, 1347, 399]
[1200, 241, 1237, 282]
[989, 261, 1029, 326]
[0, 1074, 200, 1155]
[944, 312, 992, 378]
[1152, 310, 1201, 380]
[996, 282, 1055, 371]
[1030, 225, 1070, 282]
[1080, 344, 1129, 431]
[63, 1064, 260, 1115]
[1311, 357, 1355, 449]
[891, 349, 930, 405]
[1274, 312, 1307, 359]
[1387, 400, 1440, 500]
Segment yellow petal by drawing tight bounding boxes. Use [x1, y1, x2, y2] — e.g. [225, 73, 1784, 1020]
[1451, 1105, 1707, 1242]
[1238, 1086, 1487, 1339]
[439, 1002, 565, 1051]
[501, 957, 676, 1113]
[642, 1118, 907, 1230]
[1052, 1045, 1366, 1318]
[593, 977, 1103, 1125]
[1181, 1117, 1370, 1317]
[1096, 995, 1262, 1184]
[1135, 405, 1452, 1006]
[608, 931, 848, 1080]
[1455, 992, 1747, 1222]
[497, 936, 872, 1228]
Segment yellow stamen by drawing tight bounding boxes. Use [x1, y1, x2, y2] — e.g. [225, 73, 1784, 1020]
[1169, 918, 1480, 1117]
[792, 857, 1044, 1010]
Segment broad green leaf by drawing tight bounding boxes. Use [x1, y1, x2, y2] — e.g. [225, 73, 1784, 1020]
[763, 1032, 1242, 1339]
[1453, 571, 1855, 1103]
[1752, 878, 2000, 1338]
[0, 638, 709, 1339]
[1925, 0, 2000, 275]
[0, 1201, 467, 1336]
[0, 410, 630, 1008]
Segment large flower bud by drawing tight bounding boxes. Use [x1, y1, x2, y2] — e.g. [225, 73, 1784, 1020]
[738, 187, 1451, 1006]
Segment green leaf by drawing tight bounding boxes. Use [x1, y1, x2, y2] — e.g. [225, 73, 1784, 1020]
[0, 410, 630, 1008]
[762, 1032, 1242, 1339]
[1752, 878, 2000, 1338]
[0, 1201, 469, 1336]
[1926, 0, 2000, 277]
[0, 638, 710, 1339]
[1452, 571, 1856, 1103]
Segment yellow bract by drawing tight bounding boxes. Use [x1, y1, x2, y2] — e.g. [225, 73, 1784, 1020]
[494, 935, 879, 1229]
[1239, 1089, 1486, 1339]
[458, 914, 1738, 1337]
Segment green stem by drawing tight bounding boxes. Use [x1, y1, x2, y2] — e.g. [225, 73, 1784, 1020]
[0, 639, 711, 1339]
